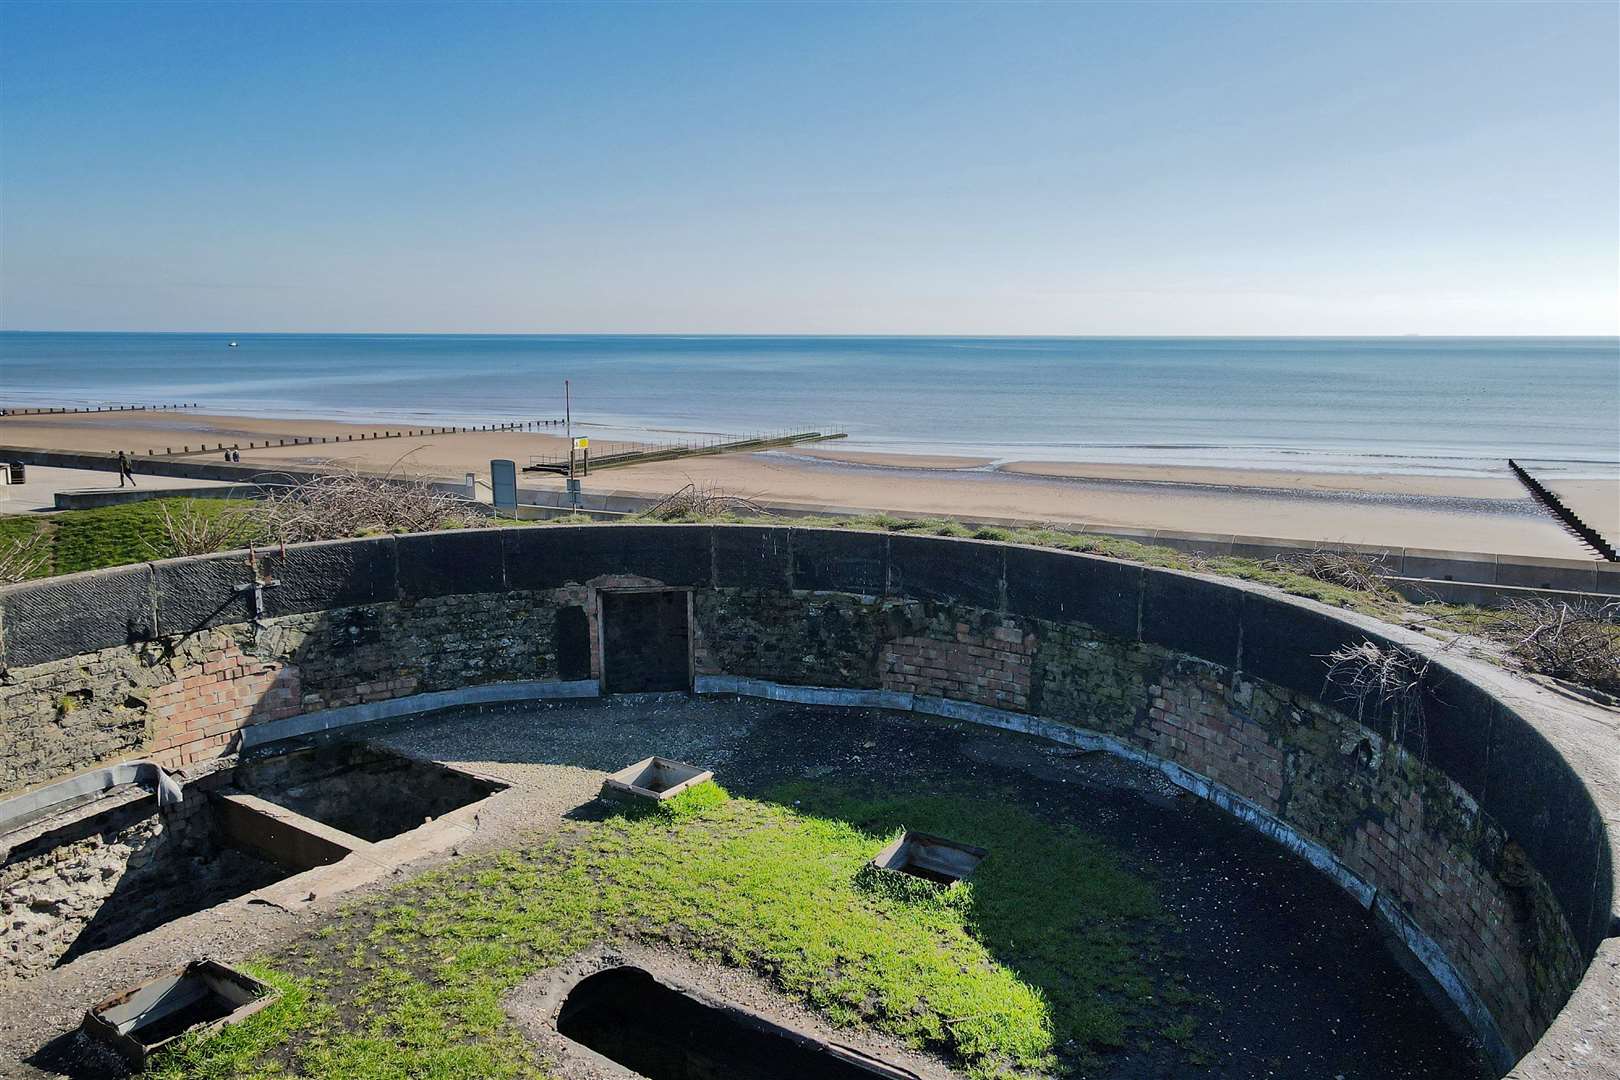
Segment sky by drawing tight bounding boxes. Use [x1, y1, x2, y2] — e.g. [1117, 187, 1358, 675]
[1, 0, 1616, 335]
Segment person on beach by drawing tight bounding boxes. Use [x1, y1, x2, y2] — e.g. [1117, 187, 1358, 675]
[116, 450, 136, 488]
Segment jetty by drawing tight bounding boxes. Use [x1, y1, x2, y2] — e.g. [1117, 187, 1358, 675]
[522, 427, 845, 475]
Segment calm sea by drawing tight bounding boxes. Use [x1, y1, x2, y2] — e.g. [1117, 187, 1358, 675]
[2, 333, 1616, 477]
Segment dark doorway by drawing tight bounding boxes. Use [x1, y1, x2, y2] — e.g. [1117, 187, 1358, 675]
[556, 605, 592, 681]
[600, 590, 690, 693]
[557, 966, 910, 1079]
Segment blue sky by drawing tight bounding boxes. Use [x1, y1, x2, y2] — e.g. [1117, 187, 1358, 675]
[2, 1, 1615, 334]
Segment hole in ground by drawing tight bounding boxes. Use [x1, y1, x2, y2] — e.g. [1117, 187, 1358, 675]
[1, 796, 287, 977]
[871, 831, 986, 887]
[231, 743, 505, 842]
[557, 966, 913, 1080]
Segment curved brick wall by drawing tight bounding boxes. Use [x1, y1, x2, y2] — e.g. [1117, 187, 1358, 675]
[0, 525, 1612, 1075]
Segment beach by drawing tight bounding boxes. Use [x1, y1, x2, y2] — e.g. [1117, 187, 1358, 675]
[3, 409, 1613, 559]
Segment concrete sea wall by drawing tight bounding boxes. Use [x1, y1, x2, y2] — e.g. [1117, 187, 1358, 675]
[0, 525, 1613, 1075]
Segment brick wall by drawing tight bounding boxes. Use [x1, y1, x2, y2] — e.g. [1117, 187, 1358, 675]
[880, 615, 1034, 711]
[690, 588, 1582, 1057]
[0, 574, 1589, 1059]
[0, 591, 565, 793]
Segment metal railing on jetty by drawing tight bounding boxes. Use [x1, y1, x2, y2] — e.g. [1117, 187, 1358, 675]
[523, 427, 846, 475]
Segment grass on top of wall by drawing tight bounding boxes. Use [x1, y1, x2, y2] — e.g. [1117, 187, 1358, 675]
[626, 508, 1404, 617]
[146, 782, 1202, 1080]
[0, 498, 261, 580]
[5, 499, 1397, 618]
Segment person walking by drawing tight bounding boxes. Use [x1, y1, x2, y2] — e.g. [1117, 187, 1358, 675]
[116, 450, 136, 488]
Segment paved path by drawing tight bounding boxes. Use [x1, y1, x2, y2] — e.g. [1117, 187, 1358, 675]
[0, 465, 232, 514]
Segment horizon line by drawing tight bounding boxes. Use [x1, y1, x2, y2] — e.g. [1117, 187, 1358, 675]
[4, 329, 1618, 341]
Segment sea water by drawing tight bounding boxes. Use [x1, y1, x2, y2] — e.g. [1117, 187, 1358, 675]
[2, 333, 1615, 477]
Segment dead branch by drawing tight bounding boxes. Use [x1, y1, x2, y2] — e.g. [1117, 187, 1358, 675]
[643, 481, 768, 521]
[1323, 638, 1432, 748]
[146, 499, 267, 559]
[1271, 549, 1393, 593]
[251, 459, 489, 543]
[1485, 598, 1620, 694]
[0, 530, 49, 584]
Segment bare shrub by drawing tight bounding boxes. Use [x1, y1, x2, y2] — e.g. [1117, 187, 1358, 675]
[0, 530, 49, 583]
[253, 464, 489, 543]
[1486, 598, 1620, 694]
[1323, 639, 1432, 748]
[643, 482, 766, 521]
[1271, 549, 1392, 593]
[147, 499, 266, 559]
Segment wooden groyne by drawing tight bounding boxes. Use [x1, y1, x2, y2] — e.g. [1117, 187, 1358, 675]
[1, 404, 199, 416]
[144, 419, 565, 458]
[1508, 459, 1618, 562]
[523, 428, 846, 475]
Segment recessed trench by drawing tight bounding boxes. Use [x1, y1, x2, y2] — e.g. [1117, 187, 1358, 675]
[871, 831, 986, 887]
[229, 743, 504, 843]
[1, 743, 505, 982]
[557, 966, 913, 1080]
[0, 795, 285, 980]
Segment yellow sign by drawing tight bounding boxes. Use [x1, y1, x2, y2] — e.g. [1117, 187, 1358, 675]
[573, 437, 589, 449]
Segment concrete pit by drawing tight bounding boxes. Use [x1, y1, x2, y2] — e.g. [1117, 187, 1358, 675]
[556, 966, 915, 1080]
[1, 742, 506, 985]
[227, 742, 505, 843]
[81, 960, 275, 1068]
[600, 756, 713, 803]
[870, 831, 986, 887]
[1, 790, 285, 981]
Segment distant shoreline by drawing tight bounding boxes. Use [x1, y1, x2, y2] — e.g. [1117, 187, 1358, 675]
[2, 409, 1615, 559]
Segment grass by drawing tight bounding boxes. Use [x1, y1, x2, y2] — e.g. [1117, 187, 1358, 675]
[150, 781, 1195, 1079]
[0, 498, 258, 579]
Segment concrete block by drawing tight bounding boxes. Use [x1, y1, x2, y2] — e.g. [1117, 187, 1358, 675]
[262, 536, 397, 617]
[1400, 549, 1497, 585]
[1494, 556, 1600, 593]
[154, 553, 256, 637]
[1003, 544, 1141, 640]
[213, 790, 363, 872]
[790, 528, 886, 595]
[0, 564, 156, 668]
[1140, 569, 1241, 668]
[713, 525, 792, 591]
[396, 529, 504, 600]
[887, 534, 1002, 609]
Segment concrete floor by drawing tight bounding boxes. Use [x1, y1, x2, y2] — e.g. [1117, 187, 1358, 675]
[0, 466, 232, 514]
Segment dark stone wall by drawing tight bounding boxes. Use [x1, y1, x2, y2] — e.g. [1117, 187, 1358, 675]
[0, 524, 1611, 1069]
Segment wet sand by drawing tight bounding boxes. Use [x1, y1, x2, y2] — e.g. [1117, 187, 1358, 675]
[1, 410, 1609, 558]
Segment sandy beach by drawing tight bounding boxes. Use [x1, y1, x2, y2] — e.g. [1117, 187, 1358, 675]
[2, 410, 1614, 559]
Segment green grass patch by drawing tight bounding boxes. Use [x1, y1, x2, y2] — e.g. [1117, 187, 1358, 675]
[0, 498, 260, 578]
[156, 784, 1190, 1078]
